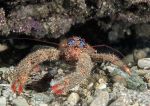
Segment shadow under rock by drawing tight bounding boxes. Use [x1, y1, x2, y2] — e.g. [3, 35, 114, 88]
[25, 73, 53, 92]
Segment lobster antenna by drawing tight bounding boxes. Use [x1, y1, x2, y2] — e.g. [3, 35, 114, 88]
[2, 37, 59, 46]
[92, 44, 125, 58]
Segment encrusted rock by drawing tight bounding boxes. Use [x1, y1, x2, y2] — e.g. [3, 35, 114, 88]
[44, 15, 73, 38]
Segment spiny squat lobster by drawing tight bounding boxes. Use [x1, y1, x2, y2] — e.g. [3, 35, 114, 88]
[11, 36, 131, 95]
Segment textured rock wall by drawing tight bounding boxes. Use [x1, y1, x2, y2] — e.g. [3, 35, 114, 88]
[0, 0, 149, 40]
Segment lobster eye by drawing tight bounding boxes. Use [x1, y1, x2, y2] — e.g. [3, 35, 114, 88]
[79, 39, 86, 48]
[68, 39, 75, 46]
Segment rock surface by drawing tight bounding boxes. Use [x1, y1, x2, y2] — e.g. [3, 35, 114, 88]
[12, 96, 29, 106]
[109, 96, 129, 106]
[0, 62, 150, 106]
[90, 91, 109, 106]
[0, 97, 7, 106]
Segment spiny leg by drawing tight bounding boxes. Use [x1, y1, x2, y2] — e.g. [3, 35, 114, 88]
[90, 53, 131, 75]
[51, 53, 94, 95]
[11, 48, 60, 95]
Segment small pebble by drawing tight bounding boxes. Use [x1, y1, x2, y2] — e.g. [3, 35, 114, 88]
[129, 102, 139, 106]
[90, 91, 109, 106]
[0, 67, 9, 73]
[95, 82, 107, 90]
[57, 68, 64, 75]
[138, 58, 150, 69]
[2, 87, 13, 98]
[98, 78, 107, 90]
[12, 96, 29, 106]
[87, 82, 94, 89]
[87, 97, 94, 104]
[51, 101, 61, 106]
[0, 97, 6, 106]
[134, 49, 147, 62]
[123, 54, 134, 64]
[39, 103, 48, 106]
[67, 92, 80, 106]
[0, 44, 8, 52]
[144, 73, 150, 84]
[31, 93, 53, 105]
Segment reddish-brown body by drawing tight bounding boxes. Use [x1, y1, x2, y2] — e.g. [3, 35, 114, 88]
[11, 36, 131, 95]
